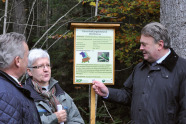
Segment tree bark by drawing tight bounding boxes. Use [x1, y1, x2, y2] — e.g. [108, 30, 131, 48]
[160, 0, 186, 58]
[12, 0, 26, 34]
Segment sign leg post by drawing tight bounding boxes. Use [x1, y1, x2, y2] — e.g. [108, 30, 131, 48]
[90, 85, 96, 124]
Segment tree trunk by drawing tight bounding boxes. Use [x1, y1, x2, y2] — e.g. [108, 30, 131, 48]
[12, 0, 26, 34]
[160, 0, 186, 58]
[3, 0, 8, 34]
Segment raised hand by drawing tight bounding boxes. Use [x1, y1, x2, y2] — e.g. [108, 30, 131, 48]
[92, 80, 109, 97]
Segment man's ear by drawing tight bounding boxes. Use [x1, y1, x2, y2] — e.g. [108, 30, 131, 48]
[14, 56, 21, 67]
[27, 68, 33, 77]
[158, 40, 164, 51]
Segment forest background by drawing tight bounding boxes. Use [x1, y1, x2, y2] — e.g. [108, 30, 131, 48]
[0, 0, 160, 123]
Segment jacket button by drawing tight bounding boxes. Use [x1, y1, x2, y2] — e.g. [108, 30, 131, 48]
[139, 108, 142, 111]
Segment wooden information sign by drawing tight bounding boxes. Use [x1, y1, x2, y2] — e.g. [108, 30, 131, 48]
[69, 22, 120, 124]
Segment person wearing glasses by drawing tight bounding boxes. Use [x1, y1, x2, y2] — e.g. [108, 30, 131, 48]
[24, 48, 84, 124]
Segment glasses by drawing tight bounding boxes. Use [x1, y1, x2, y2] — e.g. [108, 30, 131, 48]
[28, 64, 51, 69]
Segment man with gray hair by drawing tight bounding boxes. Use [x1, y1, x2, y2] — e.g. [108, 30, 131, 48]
[0, 32, 41, 123]
[92, 22, 186, 124]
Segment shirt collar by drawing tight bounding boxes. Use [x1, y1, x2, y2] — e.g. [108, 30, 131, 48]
[156, 49, 171, 64]
[140, 48, 178, 71]
[8, 74, 20, 84]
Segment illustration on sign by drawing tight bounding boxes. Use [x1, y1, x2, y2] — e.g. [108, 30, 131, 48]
[80, 52, 90, 63]
[98, 52, 109, 62]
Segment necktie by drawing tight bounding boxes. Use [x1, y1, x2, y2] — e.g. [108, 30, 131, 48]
[18, 82, 23, 87]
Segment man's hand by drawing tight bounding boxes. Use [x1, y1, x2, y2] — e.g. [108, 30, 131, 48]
[54, 110, 67, 123]
[92, 80, 109, 97]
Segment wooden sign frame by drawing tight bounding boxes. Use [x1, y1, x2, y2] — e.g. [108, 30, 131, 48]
[69, 22, 120, 124]
[70, 22, 120, 85]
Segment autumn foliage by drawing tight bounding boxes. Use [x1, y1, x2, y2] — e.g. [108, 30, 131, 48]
[88, 0, 160, 67]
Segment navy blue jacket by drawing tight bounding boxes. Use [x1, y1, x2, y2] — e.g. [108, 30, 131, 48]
[0, 70, 41, 124]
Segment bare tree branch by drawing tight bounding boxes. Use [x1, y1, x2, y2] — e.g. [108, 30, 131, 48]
[40, 13, 92, 48]
[102, 101, 114, 122]
[23, 0, 36, 35]
[27, 8, 35, 41]
[47, 30, 70, 50]
[32, 1, 83, 48]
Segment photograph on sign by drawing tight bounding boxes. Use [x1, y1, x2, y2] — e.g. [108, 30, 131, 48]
[74, 28, 115, 84]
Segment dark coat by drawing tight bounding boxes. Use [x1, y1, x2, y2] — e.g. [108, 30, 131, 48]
[0, 70, 41, 124]
[107, 49, 186, 124]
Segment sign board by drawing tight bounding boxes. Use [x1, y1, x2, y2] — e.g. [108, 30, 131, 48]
[70, 22, 120, 85]
[74, 28, 115, 84]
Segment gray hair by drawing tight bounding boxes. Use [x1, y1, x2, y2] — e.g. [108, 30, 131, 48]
[141, 22, 170, 48]
[28, 48, 50, 67]
[0, 32, 26, 69]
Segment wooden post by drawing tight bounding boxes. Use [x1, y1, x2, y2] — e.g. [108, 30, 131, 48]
[90, 85, 96, 124]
